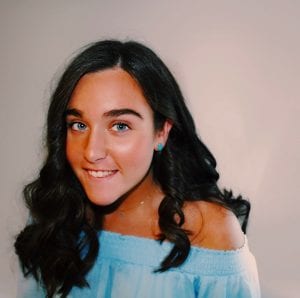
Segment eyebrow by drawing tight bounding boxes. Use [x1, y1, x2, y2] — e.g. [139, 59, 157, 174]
[103, 108, 143, 119]
[65, 108, 82, 117]
[65, 108, 143, 120]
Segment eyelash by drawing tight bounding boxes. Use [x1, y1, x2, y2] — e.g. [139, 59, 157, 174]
[67, 121, 87, 131]
[66, 121, 130, 133]
[111, 122, 130, 132]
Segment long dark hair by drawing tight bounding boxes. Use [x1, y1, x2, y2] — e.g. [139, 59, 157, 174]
[15, 40, 250, 297]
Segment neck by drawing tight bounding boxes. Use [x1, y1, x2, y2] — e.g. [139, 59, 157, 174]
[120, 172, 163, 210]
[101, 171, 164, 235]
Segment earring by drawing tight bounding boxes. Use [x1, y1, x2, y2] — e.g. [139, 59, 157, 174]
[156, 143, 164, 151]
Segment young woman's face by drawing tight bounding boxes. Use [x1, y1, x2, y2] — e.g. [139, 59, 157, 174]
[66, 68, 165, 206]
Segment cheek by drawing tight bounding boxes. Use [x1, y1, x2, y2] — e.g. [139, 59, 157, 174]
[66, 138, 80, 167]
[111, 134, 155, 167]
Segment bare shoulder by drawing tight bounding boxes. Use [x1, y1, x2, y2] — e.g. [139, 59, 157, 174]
[182, 200, 245, 250]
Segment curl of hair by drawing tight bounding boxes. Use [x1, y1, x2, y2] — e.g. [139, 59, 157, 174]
[15, 40, 250, 297]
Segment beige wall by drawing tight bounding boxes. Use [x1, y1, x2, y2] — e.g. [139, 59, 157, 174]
[1, 1, 299, 297]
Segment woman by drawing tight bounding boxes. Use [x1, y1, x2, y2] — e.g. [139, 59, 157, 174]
[15, 40, 260, 297]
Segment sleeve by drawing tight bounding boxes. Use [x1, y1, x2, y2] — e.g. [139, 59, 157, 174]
[16, 266, 46, 298]
[195, 253, 261, 298]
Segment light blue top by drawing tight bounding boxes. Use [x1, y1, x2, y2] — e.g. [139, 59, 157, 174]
[17, 230, 260, 298]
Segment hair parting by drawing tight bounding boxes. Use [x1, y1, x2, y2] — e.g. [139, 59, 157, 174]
[15, 40, 251, 297]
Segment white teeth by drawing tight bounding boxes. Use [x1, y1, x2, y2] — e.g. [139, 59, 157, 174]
[87, 170, 116, 178]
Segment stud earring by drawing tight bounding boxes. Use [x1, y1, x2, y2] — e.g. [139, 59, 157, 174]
[156, 143, 164, 151]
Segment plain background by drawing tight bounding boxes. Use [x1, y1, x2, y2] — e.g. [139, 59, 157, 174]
[0, 1, 299, 297]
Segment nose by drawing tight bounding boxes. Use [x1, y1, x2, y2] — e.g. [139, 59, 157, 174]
[84, 130, 107, 163]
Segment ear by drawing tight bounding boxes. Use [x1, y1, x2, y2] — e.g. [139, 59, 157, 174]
[154, 119, 173, 151]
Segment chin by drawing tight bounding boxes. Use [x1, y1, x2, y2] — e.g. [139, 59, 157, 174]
[87, 193, 119, 206]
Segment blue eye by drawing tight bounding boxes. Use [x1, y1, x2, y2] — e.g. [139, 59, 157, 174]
[68, 122, 87, 131]
[112, 122, 130, 132]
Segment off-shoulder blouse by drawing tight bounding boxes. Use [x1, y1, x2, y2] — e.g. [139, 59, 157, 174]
[17, 230, 260, 298]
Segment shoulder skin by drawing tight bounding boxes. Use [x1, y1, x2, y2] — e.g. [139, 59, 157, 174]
[182, 200, 245, 250]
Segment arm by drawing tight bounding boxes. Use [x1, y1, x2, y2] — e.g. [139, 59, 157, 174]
[183, 200, 260, 297]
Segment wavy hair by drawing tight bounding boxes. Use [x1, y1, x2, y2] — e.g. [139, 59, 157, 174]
[15, 40, 250, 297]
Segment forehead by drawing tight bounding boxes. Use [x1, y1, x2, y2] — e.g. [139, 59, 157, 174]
[68, 68, 153, 118]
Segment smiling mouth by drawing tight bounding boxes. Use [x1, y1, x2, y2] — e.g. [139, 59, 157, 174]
[87, 170, 118, 178]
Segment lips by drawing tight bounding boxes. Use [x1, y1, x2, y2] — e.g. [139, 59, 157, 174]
[86, 169, 118, 178]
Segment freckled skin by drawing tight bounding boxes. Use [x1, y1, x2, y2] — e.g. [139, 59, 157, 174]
[66, 68, 170, 209]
